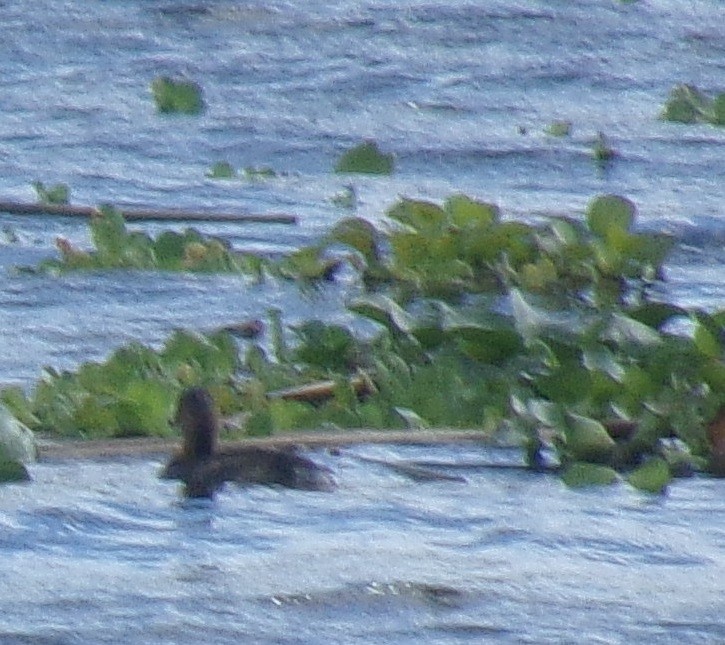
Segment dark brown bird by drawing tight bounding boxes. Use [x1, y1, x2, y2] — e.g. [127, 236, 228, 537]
[160, 387, 336, 498]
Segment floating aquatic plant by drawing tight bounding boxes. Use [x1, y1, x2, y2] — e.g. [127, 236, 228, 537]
[35, 205, 269, 276]
[206, 161, 236, 179]
[335, 140, 395, 175]
[592, 132, 616, 165]
[151, 76, 205, 115]
[544, 120, 572, 137]
[8, 191, 725, 492]
[661, 84, 725, 126]
[32, 181, 70, 205]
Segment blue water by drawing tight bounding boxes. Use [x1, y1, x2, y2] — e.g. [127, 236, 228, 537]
[2, 444, 725, 644]
[0, 1, 724, 642]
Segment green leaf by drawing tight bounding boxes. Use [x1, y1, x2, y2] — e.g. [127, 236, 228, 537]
[153, 231, 187, 269]
[713, 93, 725, 126]
[334, 140, 394, 175]
[348, 294, 415, 339]
[327, 217, 380, 262]
[0, 458, 30, 483]
[387, 198, 447, 236]
[292, 321, 357, 371]
[151, 76, 205, 115]
[0, 387, 39, 429]
[601, 313, 663, 348]
[660, 84, 711, 124]
[393, 407, 429, 429]
[562, 462, 619, 488]
[627, 302, 687, 329]
[113, 380, 176, 437]
[586, 194, 635, 239]
[627, 457, 671, 494]
[564, 413, 616, 463]
[694, 321, 721, 358]
[583, 346, 625, 381]
[444, 194, 499, 229]
[544, 120, 572, 137]
[206, 161, 236, 179]
[32, 181, 70, 205]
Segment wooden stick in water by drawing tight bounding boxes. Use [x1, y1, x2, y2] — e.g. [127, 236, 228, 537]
[0, 200, 297, 224]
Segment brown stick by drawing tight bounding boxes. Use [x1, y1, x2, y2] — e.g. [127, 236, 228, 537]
[37, 428, 493, 461]
[0, 200, 297, 224]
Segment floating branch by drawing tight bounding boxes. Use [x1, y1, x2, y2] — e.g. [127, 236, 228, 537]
[38, 428, 492, 460]
[0, 200, 297, 225]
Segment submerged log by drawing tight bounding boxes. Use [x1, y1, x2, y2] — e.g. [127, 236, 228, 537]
[0, 200, 297, 224]
[37, 428, 492, 461]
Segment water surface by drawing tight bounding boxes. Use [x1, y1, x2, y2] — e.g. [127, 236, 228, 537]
[0, 1, 723, 642]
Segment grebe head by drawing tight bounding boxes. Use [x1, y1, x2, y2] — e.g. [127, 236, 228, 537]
[177, 387, 218, 460]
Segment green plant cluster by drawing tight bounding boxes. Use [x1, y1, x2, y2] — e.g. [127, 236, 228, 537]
[32, 181, 70, 205]
[1, 330, 238, 438]
[334, 140, 395, 175]
[151, 76, 205, 115]
[10, 193, 725, 491]
[206, 162, 278, 180]
[661, 84, 725, 126]
[324, 194, 670, 306]
[40, 206, 266, 275]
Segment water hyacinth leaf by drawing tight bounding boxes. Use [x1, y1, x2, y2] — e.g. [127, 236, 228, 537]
[242, 166, 277, 179]
[535, 362, 592, 404]
[601, 313, 663, 348]
[292, 321, 357, 371]
[269, 399, 313, 431]
[0, 454, 30, 483]
[586, 195, 635, 239]
[114, 380, 176, 436]
[444, 194, 499, 229]
[562, 462, 619, 488]
[592, 132, 616, 163]
[393, 407, 429, 429]
[582, 346, 626, 381]
[526, 398, 566, 428]
[628, 302, 687, 329]
[0, 387, 39, 429]
[660, 84, 712, 124]
[32, 181, 70, 205]
[206, 161, 236, 179]
[151, 76, 205, 115]
[544, 120, 572, 137]
[693, 321, 721, 358]
[713, 93, 725, 126]
[91, 205, 127, 263]
[701, 361, 725, 392]
[153, 230, 187, 268]
[549, 218, 581, 246]
[72, 396, 120, 437]
[245, 410, 274, 437]
[327, 217, 380, 262]
[627, 457, 671, 494]
[348, 294, 415, 339]
[0, 404, 36, 463]
[334, 140, 394, 175]
[564, 413, 616, 463]
[451, 323, 524, 364]
[280, 246, 339, 281]
[388, 198, 447, 236]
[160, 329, 237, 380]
[519, 257, 558, 291]
[510, 289, 584, 343]
[629, 233, 674, 274]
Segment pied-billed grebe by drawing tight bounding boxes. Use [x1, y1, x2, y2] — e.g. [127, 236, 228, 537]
[160, 387, 336, 498]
